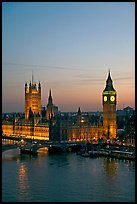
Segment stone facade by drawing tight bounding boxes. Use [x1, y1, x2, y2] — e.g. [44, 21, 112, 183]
[2, 71, 117, 142]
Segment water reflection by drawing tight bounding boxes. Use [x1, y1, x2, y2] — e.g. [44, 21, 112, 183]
[17, 163, 30, 201]
[37, 147, 49, 157]
[48, 153, 70, 167]
[2, 152, 135, 202]
[103, 158, 118, 177]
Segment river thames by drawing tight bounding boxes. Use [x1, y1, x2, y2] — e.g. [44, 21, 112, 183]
[2, 148, 135, 202]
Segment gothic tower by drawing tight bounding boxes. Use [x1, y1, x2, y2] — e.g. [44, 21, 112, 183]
[25, 74, 41, 119]
[46, 89, 54, 120]
[77, 107, 82, 124]
[102, 70, 117, 140]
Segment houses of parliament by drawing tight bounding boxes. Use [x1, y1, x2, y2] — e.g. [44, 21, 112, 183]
[2, 71, 117, 142]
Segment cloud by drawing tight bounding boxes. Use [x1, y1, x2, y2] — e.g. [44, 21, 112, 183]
[3, 62, 87, 71]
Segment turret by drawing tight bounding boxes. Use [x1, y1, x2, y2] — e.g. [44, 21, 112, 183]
[29, 81, 31, 87]
[38, 81, 41, 93]
[48, 89, 53, 105]
[78, 107, 81, 116]
[77, 107, 82, 124]
[25, 82, 28, 93]
[46, 89, 54, 120]
[38, 81, 41, 88]
[29, 107, 34, 120]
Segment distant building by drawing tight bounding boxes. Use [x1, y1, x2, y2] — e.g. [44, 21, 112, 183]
[2, 71, 118, 142]
[3, 76, 48, 140]
[59, 107, 103, 142]
[117, 106, 134, 116]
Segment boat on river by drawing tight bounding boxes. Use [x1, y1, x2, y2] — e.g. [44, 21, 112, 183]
[77, 148, 135, 161]
[20, 144, 38, 155]
[108, 150, 135, 160]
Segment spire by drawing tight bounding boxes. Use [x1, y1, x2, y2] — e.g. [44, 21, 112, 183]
[108, 68, 110, 79]
[49, 89, 51, 97]
[104, 69, 115, 91]
[32, 70, 34, 84]
[38, 81, 41, 88]
[48, 89, 53, 105]
[109, 68, 110, 75]
[78, 107, 81, 115]
[106, 69, 112, 85]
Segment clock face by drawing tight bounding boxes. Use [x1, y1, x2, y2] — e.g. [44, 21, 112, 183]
[110, 96, 115, 102]
[104, 96, 107, 102]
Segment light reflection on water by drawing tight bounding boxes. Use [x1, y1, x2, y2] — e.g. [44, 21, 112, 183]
[2, 151, 135, 202]
[17, 163, 30, 201]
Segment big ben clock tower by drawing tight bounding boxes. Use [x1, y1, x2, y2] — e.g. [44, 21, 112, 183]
[102, 70, 117, 141]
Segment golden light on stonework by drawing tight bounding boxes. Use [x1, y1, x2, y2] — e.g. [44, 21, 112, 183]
[103, 91, 116, 95]
[104, 96, 107, 102]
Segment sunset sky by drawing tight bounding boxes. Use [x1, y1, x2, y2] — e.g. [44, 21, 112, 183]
[2, 2, 135, 113]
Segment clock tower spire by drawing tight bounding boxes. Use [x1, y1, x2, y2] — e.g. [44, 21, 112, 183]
[102, 70, 117, 141]
[104, 69, 115, 91]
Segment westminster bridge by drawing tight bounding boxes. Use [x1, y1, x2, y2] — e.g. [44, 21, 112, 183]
[2, 134, 135, 154]
[2, 135, 83, 152]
